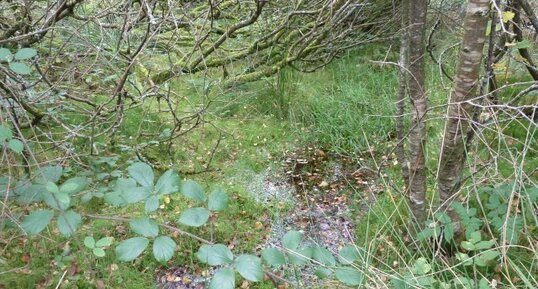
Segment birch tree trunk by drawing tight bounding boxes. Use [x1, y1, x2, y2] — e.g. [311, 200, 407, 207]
[396, 0, 410, 190]
[407, 0, 428, 223]
[437, 0, 490, 229]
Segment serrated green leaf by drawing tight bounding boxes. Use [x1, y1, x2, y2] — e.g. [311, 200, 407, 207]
[196, 244, 234, 265]
[207, 187, 229, 211]
[95, 237, 113, 247]
[181, 180, 206, 202]
[84, 236, 95, 249]
[115, 237, 149, 261]
[474, 255, 487, 267]
[57, 210, 82, 237]
[209, 268, 235, 289]
[261, 247, 285, 267]
[60, 177, 88, 195]
[452, 276, 473, 288]
[0, 125, 12, 142]
[104, 191, 126, 206]
[338, 245, 361, 265]
[479, 250, 500, 262]
[127, 162, 154, 189]
[444, 223, 454, 242]
[0, 48, 13, 62]
[14, 48, 37, 60]
[56, 191, 70, 204]
[153, 236, 176, 262]
[412, 257, 431, 275]
[288, 247, 313, 266]
[178, 207, 210, 227]
[474, 240, 494, 250]
[122, 187, 150, 204]
[7, 139, 23, 153]
[479, 277, 492, 289]
[43, 191, 70, 210]
[155, 170, 180, 195]
[461, 241, 475, 251]
[93, 247, 106, 257]
[59, 183, 78, 195]
[22, 210, 54, 235]
[469, 231, 481, 243]
[234, 254, 264, 282]
[15, 184, 45, 204]
[282, 230, 302, 250]
[46, 181, 59, 194]
[417, 227, 434, 241]
[9, 62, 31, 75]
[335, 267, 363, 286]
[312, 246, 336, 266]
[37, 165, 63, 184]
[129, 217, 159, 237]
[315, 267, 333, 279]
[145, 195, 159, 213]
[456, 252, 473, 266]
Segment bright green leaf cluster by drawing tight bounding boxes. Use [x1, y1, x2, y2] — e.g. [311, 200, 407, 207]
[84, 236, 113, 257]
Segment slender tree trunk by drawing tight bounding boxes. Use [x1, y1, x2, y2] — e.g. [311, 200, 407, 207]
[396, 0, 410, 189]
[407, 0, 428, 223]
[517, 0, 538, 33]
[513, 1, 538, 81]
[437, 0, 490, 229]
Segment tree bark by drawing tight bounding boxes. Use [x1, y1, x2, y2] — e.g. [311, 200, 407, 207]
[437, 0, 490, 229]
[396, 0, 410, 190]
[407, 0, 429, 223]
[513, 1, 538, 81]
[517, 0, 538, 34]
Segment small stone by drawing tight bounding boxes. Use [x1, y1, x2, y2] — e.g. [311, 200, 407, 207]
[320, 223, 330, 231]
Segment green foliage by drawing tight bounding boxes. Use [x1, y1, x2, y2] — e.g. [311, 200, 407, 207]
[210, 268, 235, 289]
[234, 254, 264, 282]
[152, 236, 176, 262]
[337, 245, 362, 265]
[286, 50, 397, 153]
[261, 247, 285, 267]
[181, 180, 206, 202]
[129, 217, 159, 237]
[14, 48, 38, 60]
[57, 210, 82, 237]
[21, 210, 54, 235]
[84, 236, 113, 257]
[178, 207, 211, 227]
[0, 125, 24, 154]
[0, 47, 36, 75]
[288, 246, 313, 266]
[128, 162, 154, 190]
[335, 267, 364, 286]
[207, 187, 229, 211]
[116, 237, 150, 261]
[196, 244, 234, 266]
[282, 230, 302, 250]
[312, 246, 336, 266]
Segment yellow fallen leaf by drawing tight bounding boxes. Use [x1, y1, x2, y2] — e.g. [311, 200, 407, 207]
[502, 11, 515, 23]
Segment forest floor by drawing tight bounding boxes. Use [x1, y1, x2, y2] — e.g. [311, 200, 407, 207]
[154, 144, 387, 289]
[1, 47, 413, 289]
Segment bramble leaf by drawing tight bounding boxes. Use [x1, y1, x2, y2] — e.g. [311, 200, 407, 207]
[178, 207, 210, 227]
[22, 210, 54, 235]
[115, 237, 149, 261]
